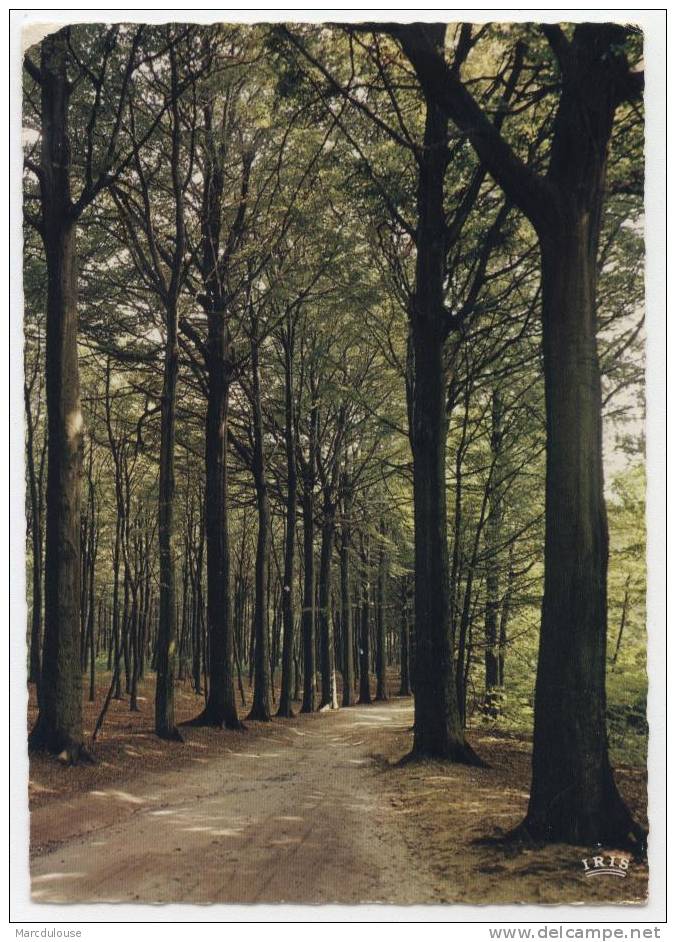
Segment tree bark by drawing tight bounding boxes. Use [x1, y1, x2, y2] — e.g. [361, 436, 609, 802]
[300, 406, 318, 713]
[375, 521, 389, 701]
[398, 578, 412, 697]
[277, 323, 297, 717]
[248, 334, 272, 721]
[408, 98, 478, 762]
[187, 94, 251, 728]
[484, 391, 503, 717]
[190, 353, 241, 727]
[28, 31, 87, 761]
[153, 42, 185, 742]
[340, 482, 355, 706]
[24, 375, 44, 687]
[524, 218, 637, 843]
[357, 534, 372, 705]
[154, 299, 181, 740]
[318, 501, 338, 709]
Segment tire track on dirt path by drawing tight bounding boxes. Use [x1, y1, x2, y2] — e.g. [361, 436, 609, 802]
[30, 699, 439, 904]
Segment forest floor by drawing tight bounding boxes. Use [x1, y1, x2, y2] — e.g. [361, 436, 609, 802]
[27, 676, 648, 906]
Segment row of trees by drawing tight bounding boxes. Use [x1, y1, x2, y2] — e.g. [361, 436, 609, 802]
[23, 21, 645, 848]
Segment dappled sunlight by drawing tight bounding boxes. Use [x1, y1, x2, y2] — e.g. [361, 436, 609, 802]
[224, 750, 281, 759]
[89, 789, 146, 805]
[33, 872, 86, 883]
[28, 693, 647, 906]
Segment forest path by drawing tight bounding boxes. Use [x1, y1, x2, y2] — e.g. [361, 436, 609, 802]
[30, 698, 440, 905]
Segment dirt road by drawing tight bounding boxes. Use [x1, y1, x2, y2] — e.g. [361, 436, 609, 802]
[31, 700, 440, 905]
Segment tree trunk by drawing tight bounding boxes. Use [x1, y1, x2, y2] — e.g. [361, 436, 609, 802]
[86, 486, 97, 703]
[318, 502, 338, 709]
[408, 100, 478, 763]
[340, 487, 355, 706]
[375, 522, 388, 701]
[248, 335, 272, 721]
[300, 408, 318, 713]
[28, 31, 87, 761]
[612, 576, 631, 668]
[154, 301, 181, 740]
[189, 350, 241, 727]
[398, 578, 412, 696]
[484, 391, 503, 717]
[358, 535, 372, 705]
[25, 376, 43, 687]
[277, 326, 297, 717]
[524, 219, 640, 844]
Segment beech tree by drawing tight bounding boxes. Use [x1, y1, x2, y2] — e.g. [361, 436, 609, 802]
[383, 21, 645, 845]
[24, 24, 146, 760]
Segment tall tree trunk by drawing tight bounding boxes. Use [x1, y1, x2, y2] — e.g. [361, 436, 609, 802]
[277, 324, 297, 717]
[483, 391, 502, 717]
[524, 220, 638, 843]
[28, 31, 87, 760]
[456, 461, 492, 727]
[187, 90, 243, 728]
[190, 363, 240, 727]
[408, 100, 478, 763]
[154, 43, 184, 742]
[24, 375, 43, 687]
[111, 519, 123, 699]
[85, 484, 97, 703]
[340, 485, 355, 706]
[497, 545, 514, 688]
[375, 521, 388, 701]
[318, 501, 338, 709]
[300, 408, 318, 713]
[358, 535, 372, 705]
[248, 334, 272, 721]
[398, 578, 412, 697]
[154, 299, 181, 740]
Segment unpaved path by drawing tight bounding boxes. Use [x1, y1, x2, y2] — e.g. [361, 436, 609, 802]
[31, 700, 438, 905]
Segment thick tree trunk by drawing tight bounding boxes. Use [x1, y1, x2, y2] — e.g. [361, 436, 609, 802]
[28, 31, 87, 761]
[25, 378, 44, 687]
[154, 304, 181, 741]
[188, 89, 245, 727]
[189, 348, 241, 728]
[408, 101, 478, 763]
[410, 327, 466, 755]
[523, 221, 641, 845]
